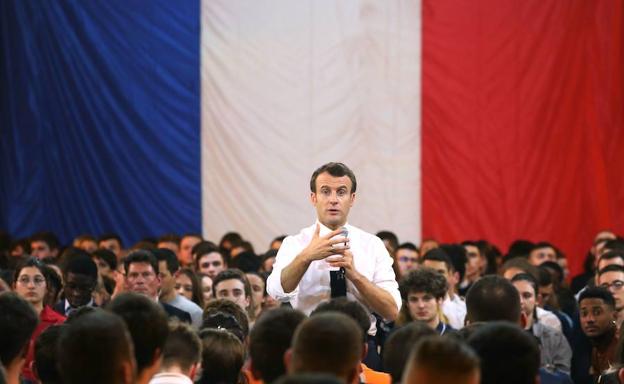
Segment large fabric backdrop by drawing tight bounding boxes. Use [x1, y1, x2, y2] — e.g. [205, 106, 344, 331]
[1, 1, 623, 276]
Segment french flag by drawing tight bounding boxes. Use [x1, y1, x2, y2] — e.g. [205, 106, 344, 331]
[1, 1, 622, 277]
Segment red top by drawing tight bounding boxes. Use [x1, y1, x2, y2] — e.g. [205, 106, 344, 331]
[22, 305, 66, 381]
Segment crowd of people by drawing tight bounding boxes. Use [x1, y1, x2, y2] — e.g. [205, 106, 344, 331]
[0, 162, 623, 384]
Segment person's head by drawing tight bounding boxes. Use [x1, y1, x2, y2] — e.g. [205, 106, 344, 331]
[593, 230, 618, 257]
[598, 250, 624, 272]
[422, 248, 457, 295]
[467, 322, 540, 384]
[262, 250, 278, 273]
[63, 252, 98, 308]
[598, 264, 624, 312]
[270, 236, 286, 251]
[33, 325, 64, 384]
[309, 162, 357, 230]
[198, 328, 245, 384]
[199, 273, 213, 306]
[156, 234, 180, 255]
[462, 241, 485, 279]
[160, 322, 202, 379]
[74, 234, 98, 254]
[175, 268, 204, 308]
[397, 268, 447, 327]
[30, 232, 60, 259]
[419, 239, 439, 256]
[527, 242, 558, 266]
[13, 256, 48, 309]
[179, 234, 202, 267]
[395, 243, 420, 277]
[92, 249, 118, 278]
[311, 298, 370, 345]
[106, 292, 169, 380]
[98, 234, 124, 259]
[152, 248, 180, 297]
[246, 272, 266, 316]
[219, 232, 244, 253]
[510, 273, 538, 326]
[579, 286, 617, 339]
[383, 322, 436, 383]
[196, 245, 228, 279]
[212, 269, 252, 314]
[57, 310, 136, 384]
[465, 275, 521, 324]
[500, 257, 538, 281]
[288, 313, 363, 384]
[0, 292, 39, 373]
[249, 307, 307, 383]
[203, 299, 250, 341]
[402, 336, 480, 384]
[377, 231, 400, 254]
[123, 250, 161, 299]
[535, 266, 556, 308]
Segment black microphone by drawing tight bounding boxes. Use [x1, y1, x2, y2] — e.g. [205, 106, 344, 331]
[330, 227, 348, 298]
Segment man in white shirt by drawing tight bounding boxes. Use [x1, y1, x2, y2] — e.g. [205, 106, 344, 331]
[267, 162, 401, 328]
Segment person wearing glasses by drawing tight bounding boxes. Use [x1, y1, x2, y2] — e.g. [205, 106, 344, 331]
[12, 257, 66, 383]
[597, 264, 624, 329]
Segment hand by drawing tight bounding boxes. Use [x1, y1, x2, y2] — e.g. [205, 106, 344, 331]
[111, 270, 126, 298]
[327, 249, 356, 278]
[301, 224, 349, 262]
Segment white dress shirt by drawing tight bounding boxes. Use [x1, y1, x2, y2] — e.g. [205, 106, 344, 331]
[267, 222, 401, 333]
[442, 293, 466, 329]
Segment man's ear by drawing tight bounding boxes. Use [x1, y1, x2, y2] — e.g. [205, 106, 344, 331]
[310, 192, 317, 205]
[284, 348, 293, 373]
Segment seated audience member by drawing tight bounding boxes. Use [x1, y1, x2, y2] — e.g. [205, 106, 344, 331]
[536, 265, 575, 344]
[269, 236, 287, 251]
[311, 298, 391, 381]
[154, 249, 203, 329]
[438, 244, 469, 297]
[175, 268, 205, 308]
[74, 234, 98, 254]
[419, 239, 438, 257]
[510, 273, 571, 375]
[461, 241, 486, 293]
[382, 322, 436, 383]
[246, 272, 268, 318]
[465, 275, 522, 324]
[198, 328, 245, 384]
[33, 325, 64, 384]
[213, 268, 256, 321]
[287, 313, 363, 384]
[198, 272, 213, 306]
[12, 257, 66, 382]
[528, 242, 559, 266]
[421, 249, 466, 329]
[149, 322, 201, 384]
[203, 299, 250, 342]
[195, 243, 228, 279]
[107, 292, 169, 384]
[92, 248, 118, 278]
[402, 335, 480, 384]
[53, 251, 98, 316]
[578, 287, 619, 378]
[0, 292, 39, 384]
[123, 249, 191, 323]
[394, 243, 420, 279]
[475, 240, 502, 275]
[261, 250, 278, 274]
[57, 310, 136, 384]
[157, 234, 181, 256]
[178, 234, 202, 267]
[98, 233, 124, 261]
[376, 231, 399, 256]
[597, 264, 624, 328]
[597, 250, 624, 274]
[29, 232, 60, 260]
[467, 322, 540, 384]
[396, 268, 453, 334]
[247, 307, 307, 384]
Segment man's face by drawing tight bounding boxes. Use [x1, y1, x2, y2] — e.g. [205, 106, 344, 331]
[201, 275, 213, 305]
[407, 291, 441, 325]
[93, 257, 112, 277]
[528, 246, 557, 266]
[396, 248, 419, 276]
[513, 280, 536, 320]
[246, 273, 265, 310]
[538, 283, 554, 308]
[65, 272, 96, 307]
[198, 252, 226, 279]
[310, 172, 355, 230]
[157, 260, 175, 296]
[464, 245, 483, 279]
[179, 236, 201, 266]
[99, 239, 122, 258]
[175, 273, 194, 301]
[30, 241, 55, 259]
[422, 260, 453, 294]
[125, 262, 160, 298]
[598, 271, 624, 311]
[580, 298, 616, 338]
[215, 278, 249, 310]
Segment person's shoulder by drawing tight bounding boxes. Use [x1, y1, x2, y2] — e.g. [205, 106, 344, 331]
[174, 294, 203, 314]
[41, 305, 66, 324]
[161, 302, 192, 323]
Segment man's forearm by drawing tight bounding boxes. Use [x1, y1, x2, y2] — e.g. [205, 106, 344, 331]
[349, 272, 399, 321]
[280, 251, 312, 293]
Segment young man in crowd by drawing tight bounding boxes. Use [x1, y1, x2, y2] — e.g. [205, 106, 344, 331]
[53, 251, 98, 316]
[597, 264, 624, 328]
[178, 234, 202, 268]
[29, 232, 60, 260]
[0, 292, 39, 384]
[98, 233, 124, 261]
[212, 269, 255, 321]
[194, 244, 228, 279]
[149, 322, 201, 384]
[394, 243, 419, 279]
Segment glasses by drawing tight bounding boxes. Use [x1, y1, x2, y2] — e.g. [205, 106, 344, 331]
[398, 256, 418, 263]
[601, 280, 624, 291]
[17, 275, 46, 286]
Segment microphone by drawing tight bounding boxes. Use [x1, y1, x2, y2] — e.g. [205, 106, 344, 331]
[330, 226, 348, 298]
[340, 227, 348, 274]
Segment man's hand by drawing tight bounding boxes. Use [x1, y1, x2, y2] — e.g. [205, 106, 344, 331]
[327, 249, 356, 277]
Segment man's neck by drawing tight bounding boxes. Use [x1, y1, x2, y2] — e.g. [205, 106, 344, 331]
[428, 317, 441, 330]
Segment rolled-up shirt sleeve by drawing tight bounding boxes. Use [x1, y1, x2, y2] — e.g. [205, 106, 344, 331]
[370, 237, 402, 315]
[266, 235, 300, 301]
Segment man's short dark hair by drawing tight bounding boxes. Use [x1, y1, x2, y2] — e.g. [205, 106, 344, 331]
[34, 325, 64, 384]
[30, 232, 60, 250]
[106, 292, 169, 374]
[422, 248, 454, 272]
[310, 162, 357, 193]
[57, 309, 134, 384]
[152, 248, 180, 274]
[382, 322, 436, 382]
[399, 267, 448, 300]
[162, 322, 201, 372]
[92, 249, 118, 271]
[249, 307, 307, 383]
[63, 252, 98, 280]
[0, 292, 39, 366]
[311, 298, 370, 343]
[197, 328, 245, 384]
[212, 268, 252, 300]
[579, 286, 616, 309]
[290, 313, 363, 381]
[123, 249, 158, 275]
[466, 275, 521, 323]
[467, 322, 540, 384]
[598, 264, 624, 277]
[396, 242, 418, 252]
[598, 250, 624, 266]
[98, 233, 123, 247]
[440, 244, 467, 282]
[376, 231, 399, 251]
[193, 242, 227, 269]
[404, 335, 480, 382]
[157, 234, 181, 246]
